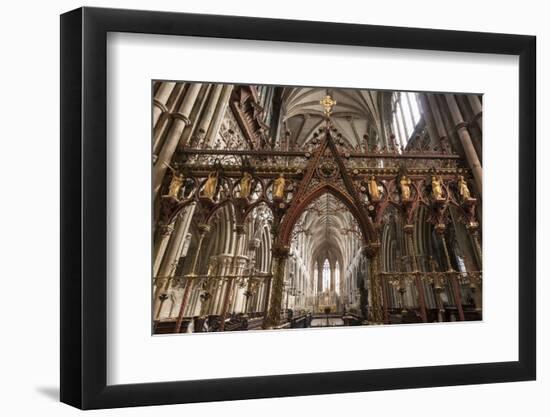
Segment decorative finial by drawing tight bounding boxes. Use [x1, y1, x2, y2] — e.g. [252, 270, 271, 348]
[320, 94, 337, 118]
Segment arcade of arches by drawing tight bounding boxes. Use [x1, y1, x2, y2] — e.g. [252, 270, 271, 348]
[152, 82, 483, 334]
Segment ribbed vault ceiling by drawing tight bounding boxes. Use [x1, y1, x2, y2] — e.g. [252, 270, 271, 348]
[297, 193, 361, 268]
[281, 87, 385, 150]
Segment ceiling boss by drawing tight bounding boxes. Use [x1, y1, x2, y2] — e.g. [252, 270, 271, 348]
[320, 94, 337, 117]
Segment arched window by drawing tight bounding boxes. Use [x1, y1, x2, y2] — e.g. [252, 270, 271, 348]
[391, 91, 422, 147]
[322, 259, 330, 292]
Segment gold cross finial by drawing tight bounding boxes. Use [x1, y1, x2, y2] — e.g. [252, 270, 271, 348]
[320, 94, 337, 117]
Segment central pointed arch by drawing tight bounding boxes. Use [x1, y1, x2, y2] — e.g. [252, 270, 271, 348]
[277, 183, 370, 248]
[275, 123, 377, 249]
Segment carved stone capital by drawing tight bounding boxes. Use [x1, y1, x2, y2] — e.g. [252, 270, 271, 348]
[434, 223, 447, 234]
[465, 221, 480, 233]
[403, 224, 414, 235]
[171, 112, 191, 125]
[362, 242, 381, 258]
[248, 238, 261, 250]
[197, 223, 211, 235]
[152, 98, 168, 113]
[455, 121, 469, 131]
[272, 245, 290, 259]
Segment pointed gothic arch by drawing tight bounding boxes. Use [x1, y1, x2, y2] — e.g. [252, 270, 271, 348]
[278, 183, 370, 248]
[275, 124, 378, 249]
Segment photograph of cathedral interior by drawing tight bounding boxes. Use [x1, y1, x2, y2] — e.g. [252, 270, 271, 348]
[152, 82, 483, 334]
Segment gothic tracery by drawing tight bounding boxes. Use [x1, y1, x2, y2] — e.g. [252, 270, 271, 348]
[152, 82, 483, 333]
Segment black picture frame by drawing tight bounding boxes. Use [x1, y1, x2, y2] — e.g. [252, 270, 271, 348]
[60, 6, 536, 410]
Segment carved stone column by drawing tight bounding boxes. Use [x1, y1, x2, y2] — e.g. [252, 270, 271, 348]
[219, 229, 247, 330]
[178, 84, 212, 149]
[468, 95, 483, 132]
[203, 256, 225, 315]
[174, 223, 211, 332]
[317, 262, 324, 293]
[205, 85, 233, 146]
[404, 224, 428, 323]
[153, 81, 176, 127]
[436, 225, 465, 321]
[218, 276, 234, 331]
[153, 83, 203, 199]
[152, 117, 170, 163]
[418, 94, 441, 149]
[243, 237, 260, 314]
[445, 94, 483, 197]
[264, 246, 290, 329]
[152, 217, 188, 316]
[261, 275, 272, 322]
[426, 94, 453, 154]
[232, 256, 250, 312]
[153, 224, 174, 279]
[195, 84, 224, 146]
[363, 243, 383, 324]
[153, 204, 196, 278]
[159, 209, 194, 274]
[428, 256, 445, 322]
[466, 223, 483, 313]
[379, 269, 389, 324]
[212, 262, 228, 315]
[153, 83, 186, 157]
[465, 222, 483, 270]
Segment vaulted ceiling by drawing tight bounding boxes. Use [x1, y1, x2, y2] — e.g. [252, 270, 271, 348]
[281, 87, 389, 151]
[296, 193, 361, 269]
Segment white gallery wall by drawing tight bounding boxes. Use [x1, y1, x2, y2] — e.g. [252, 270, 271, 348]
[0, 0, 546, 416]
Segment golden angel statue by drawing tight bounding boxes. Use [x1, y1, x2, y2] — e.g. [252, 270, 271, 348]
[239, 172, 253, 199]
[367, 176, 380, 201]
[167, 172, 185, 199]
[201, 171, 218, 199]
[273, 173, 286, 200]
[457, 175, 471, 201]
[400, 175, 412, 200]
[431, 175, 444, 200]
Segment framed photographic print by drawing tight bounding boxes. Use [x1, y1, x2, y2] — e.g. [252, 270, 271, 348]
[60, 6, 536, 410]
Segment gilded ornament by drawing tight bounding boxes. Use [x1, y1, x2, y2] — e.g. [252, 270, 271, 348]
[201, 171, 218, 199]
[367, 176, 381, 201]
[400, 175, 412, 200]
[431, 175, 444, 200]
[458, 175, 471, 201]
[239, 171, 253, 198]
[320, 94, 337, 117]
[273, 173, 286, 200]
[167, 172, 185, 199]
